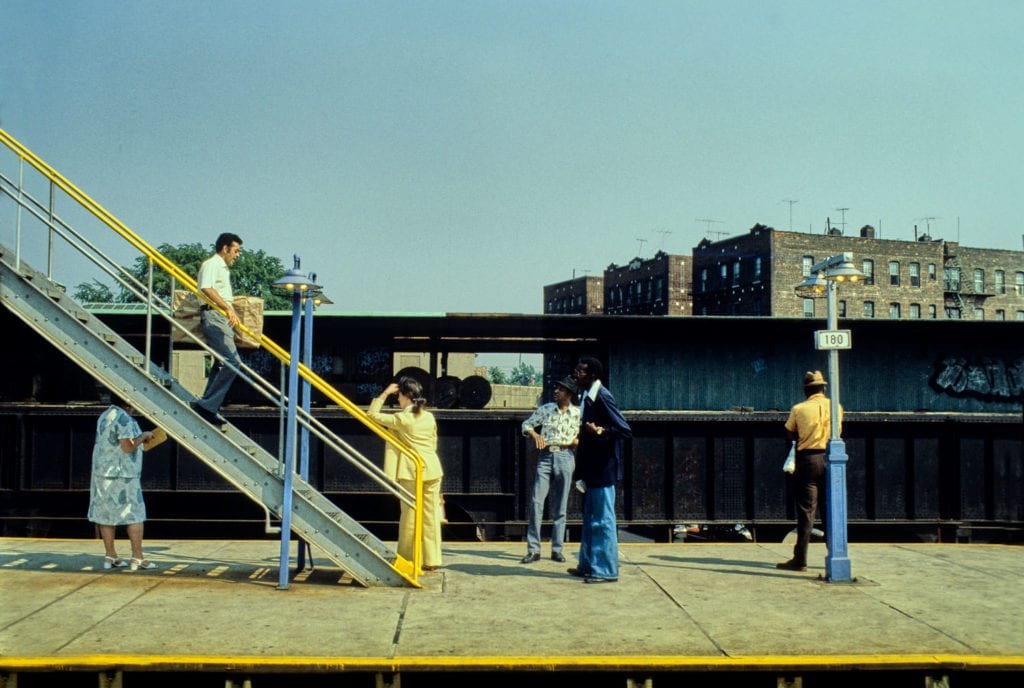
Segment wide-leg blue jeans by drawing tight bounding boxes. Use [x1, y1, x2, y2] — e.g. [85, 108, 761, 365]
[577, 484, 618, 579]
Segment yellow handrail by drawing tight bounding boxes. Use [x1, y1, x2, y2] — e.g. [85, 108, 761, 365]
[0, 126, 426, 577]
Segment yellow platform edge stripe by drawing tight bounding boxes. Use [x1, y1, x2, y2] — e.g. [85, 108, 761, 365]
[2, 654, 1022, 672]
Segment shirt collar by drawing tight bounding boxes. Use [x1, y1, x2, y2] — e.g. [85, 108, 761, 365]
[585, 379, 602, 402]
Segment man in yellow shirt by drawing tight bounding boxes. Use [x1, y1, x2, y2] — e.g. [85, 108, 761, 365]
[777, 370, 842, 572]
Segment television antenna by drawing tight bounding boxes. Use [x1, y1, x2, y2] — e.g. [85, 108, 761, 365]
[835, 207, 849, 233]
[656, 230, 672, 250]
[917, 216, 937, 234]
[696, 218, 725, 240]
[782, 199, 798, 231]
[635, 237, 648, 256]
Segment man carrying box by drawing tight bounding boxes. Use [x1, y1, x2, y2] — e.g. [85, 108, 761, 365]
[189, 232, 243, 426]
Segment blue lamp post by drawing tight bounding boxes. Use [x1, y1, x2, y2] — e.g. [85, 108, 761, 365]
[295, 284, 332, 573]
[794, 252, 863, 583]
[271, 256, 322, 590]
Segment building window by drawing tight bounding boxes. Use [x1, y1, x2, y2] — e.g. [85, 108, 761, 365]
[995, 270, 1005, 294]
[889, 302, 901, 319]
[946, 307, 961, 319]
[944, 267, 961, 291]
[720, 264, 727, 281]
[863, 301, 874, 318]
[700, 268, 708, 292]
[909, 262, 920, 287]
[802, 298, 815, 318]
[838, 300, 846, 318]
[995, 309, 1005, 321]
[973, 269, 985, 293]
[862, 259, 874, 285]
[1016, 272, 1024, 296]
[1017, 311, 1024, 321]
[909, 303, 921, 319]
[732, 261, 741, 286]
[974, 307, 984, 320]
[889, 261, 900, 286]
[928, 263, 937, 281]
[753, 257, 762, 281]
[928, 305, 937, 319]
[802, 256, 814, 277]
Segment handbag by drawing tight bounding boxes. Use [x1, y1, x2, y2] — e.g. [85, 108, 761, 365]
[782, 441, 796, 474]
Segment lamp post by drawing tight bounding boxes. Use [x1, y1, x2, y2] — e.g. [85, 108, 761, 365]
[794, 252, 863, 583]
[295, 285, 332, 573]
[271, 256, 322, 590]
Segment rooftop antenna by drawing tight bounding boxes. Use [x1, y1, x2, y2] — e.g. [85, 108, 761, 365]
[656, 229, 672, 251]
[635, 237, 648, 256]
[696, 218, 725, 240]
[917, 216, 936, 237]
[782, 199, 798, 231]
[835, 207, 849, 234]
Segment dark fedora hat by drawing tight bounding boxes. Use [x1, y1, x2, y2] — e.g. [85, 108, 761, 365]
[555, 375, 578, 395]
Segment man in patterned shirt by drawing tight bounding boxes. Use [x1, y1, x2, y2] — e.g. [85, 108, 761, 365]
[519, 375, 582, 564]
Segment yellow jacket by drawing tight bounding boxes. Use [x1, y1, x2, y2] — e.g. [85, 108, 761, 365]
[367, 398, 444, 482]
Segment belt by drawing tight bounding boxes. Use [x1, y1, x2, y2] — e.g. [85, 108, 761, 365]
[547, 444, 574, 452]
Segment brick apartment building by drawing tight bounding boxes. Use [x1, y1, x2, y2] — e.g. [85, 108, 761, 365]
[543, 275, 604, 314]
[603, 251, 693, 315]
[692, 223, 1024, 320]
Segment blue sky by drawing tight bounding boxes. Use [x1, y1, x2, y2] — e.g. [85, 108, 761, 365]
[3, 1, 1023, 316]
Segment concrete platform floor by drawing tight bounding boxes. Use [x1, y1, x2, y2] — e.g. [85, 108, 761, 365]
[1, 537, 1022, 686]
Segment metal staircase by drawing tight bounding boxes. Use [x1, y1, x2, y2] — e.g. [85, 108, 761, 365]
[0, 125, 432, 588]
[0, 242, 415, 586]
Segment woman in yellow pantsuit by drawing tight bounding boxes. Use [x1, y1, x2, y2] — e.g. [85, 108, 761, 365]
[367, 376, 444, 570]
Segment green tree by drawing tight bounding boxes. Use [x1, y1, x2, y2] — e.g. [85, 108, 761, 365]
[487, 366, 508, 384]
[72, 279, 115, 303]
[508, 362, 539, 386]
[74, 242, 290, 310]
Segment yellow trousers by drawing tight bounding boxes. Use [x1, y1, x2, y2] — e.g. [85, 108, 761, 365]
[397, 477, 443, 568]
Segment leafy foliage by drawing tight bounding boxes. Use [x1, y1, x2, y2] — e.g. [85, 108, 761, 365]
[487, 367, 508, 384]
[72, 279, 115, 303]
[508, 362, 539, 386]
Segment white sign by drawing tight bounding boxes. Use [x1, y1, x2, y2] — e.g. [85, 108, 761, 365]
[815, 329, 852, 350]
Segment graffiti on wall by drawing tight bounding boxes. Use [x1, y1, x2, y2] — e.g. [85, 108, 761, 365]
[932, 355, 1024, 401]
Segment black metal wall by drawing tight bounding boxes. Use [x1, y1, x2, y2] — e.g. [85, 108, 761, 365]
[0, 308, 1021, 540]
[1, 405, 1020, 541]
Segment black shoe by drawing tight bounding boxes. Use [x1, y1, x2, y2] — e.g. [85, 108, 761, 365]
[190, 402, 226, 426]
[551, 552, 566, 563]
[567, 567, 588, 578]
[584, 576, 617, 584]
[776, 559, 807, 572]
[520, 553, 540, 564]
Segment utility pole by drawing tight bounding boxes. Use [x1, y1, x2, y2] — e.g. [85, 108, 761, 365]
[782, 199, 798, 231]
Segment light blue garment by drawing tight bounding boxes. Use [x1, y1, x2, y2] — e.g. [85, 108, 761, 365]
[526, 448, 575, 555]
[88, 406, 146, 525]
[197, 310, 241, 413]
[577, 484, 618, 579]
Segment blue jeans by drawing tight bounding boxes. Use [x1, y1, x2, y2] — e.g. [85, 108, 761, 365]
[577, 484, 618, 579]
[197, 310, 240, 414]
[526, 448, 574, 554]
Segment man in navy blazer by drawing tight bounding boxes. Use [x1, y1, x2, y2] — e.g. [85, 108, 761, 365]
[568, 356, 632, 583]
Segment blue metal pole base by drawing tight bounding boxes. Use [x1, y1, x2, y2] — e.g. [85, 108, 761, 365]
[824, 437, 852, 582]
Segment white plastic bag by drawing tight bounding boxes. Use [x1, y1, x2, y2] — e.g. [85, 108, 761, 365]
[782, 442, 796, 474]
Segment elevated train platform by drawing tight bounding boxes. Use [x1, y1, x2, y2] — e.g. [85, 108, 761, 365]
[1, 537, 1021, 687]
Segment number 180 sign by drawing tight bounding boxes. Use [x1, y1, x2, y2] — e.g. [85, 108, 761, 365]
[815, 329, 852, 350]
